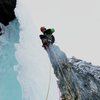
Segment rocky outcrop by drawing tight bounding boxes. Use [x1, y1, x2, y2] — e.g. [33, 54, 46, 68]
[46, 45, 100, 100]
[0, 0, 16, 25]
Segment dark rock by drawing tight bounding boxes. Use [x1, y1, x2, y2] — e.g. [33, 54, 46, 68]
[0, 27, 1, 31]
[0, 22, 6, 35]
[0, 0, 16, 25]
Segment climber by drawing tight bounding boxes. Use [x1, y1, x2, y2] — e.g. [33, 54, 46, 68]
[39, 26, 55, 49]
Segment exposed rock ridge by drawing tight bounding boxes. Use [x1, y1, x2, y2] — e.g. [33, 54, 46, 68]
[46, 45, 100, 100]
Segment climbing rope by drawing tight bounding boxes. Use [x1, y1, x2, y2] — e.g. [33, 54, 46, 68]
[49, 46, 67, 82]
[45, 45, 70, 100]
[59, 89, 61, 100]
[48, 45, 73, 99]
[45, 60, 52, 100]
[46, 46, 63, 100]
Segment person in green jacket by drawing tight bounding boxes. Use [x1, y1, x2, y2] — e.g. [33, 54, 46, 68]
[39, 26, 55, 48]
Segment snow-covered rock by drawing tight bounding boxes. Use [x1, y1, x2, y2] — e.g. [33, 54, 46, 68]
[47, 44, 100, 100]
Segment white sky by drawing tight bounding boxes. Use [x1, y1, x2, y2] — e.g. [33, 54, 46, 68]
[14, 1, 100, 99]
[26, 0, 100, 65]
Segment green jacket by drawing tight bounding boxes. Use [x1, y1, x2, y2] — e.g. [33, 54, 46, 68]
[43, 28, 55, 38]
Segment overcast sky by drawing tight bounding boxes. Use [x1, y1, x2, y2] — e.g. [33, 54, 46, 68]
[25, 0, 100, 65]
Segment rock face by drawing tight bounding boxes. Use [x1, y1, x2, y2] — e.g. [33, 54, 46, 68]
[0, 0, 16, 25]
[46, 45, 100, 100]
